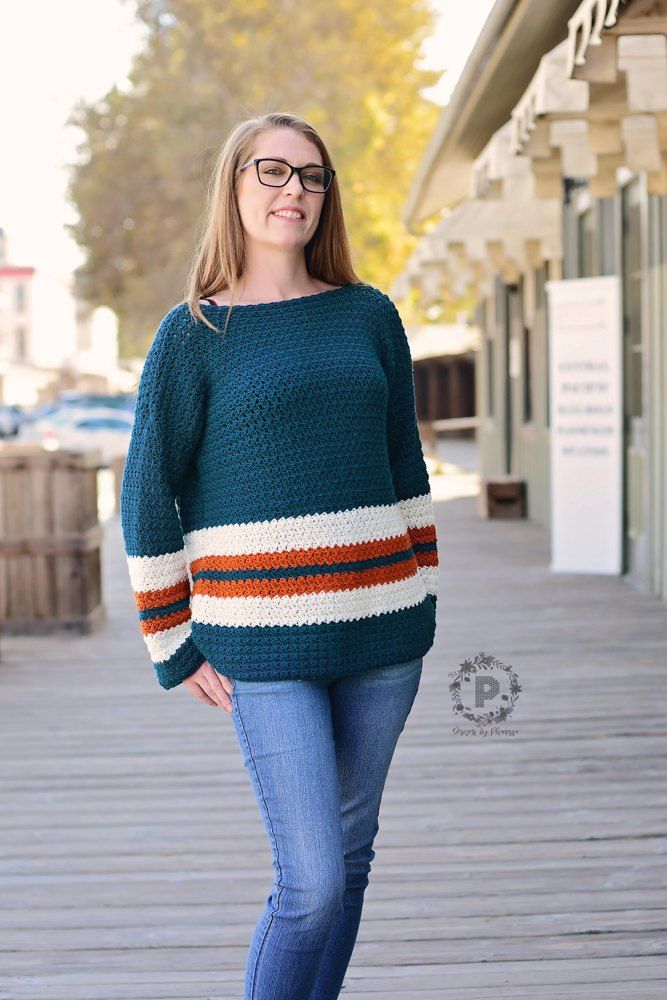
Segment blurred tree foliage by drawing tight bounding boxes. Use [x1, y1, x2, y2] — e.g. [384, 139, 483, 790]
[66, 0, 443, 356]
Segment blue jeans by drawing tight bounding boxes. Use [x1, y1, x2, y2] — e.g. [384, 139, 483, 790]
[229, 656, 423, 1000]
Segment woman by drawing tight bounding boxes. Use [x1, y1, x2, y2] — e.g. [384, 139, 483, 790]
[120, 111, 439, 999]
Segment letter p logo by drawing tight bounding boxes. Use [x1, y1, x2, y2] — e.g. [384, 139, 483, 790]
[475, 674, 499, 708]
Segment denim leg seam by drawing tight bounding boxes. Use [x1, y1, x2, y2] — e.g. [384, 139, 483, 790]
[233, 690, 285, 999]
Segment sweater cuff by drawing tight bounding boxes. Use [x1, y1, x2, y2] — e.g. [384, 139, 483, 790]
[154, 636, 207, 690]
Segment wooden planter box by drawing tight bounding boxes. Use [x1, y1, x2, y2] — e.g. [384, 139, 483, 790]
[0, 445, 106, 635]
[478, 476, 527, 519]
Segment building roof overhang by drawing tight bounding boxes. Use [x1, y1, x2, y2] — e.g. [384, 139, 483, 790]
[403, 0, 585, 229]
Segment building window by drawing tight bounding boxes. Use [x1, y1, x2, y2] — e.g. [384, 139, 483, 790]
[487, 330, 494, 418]
[522, 323, 533, 423]
[478, 298, 494, 418]
[540, 262, 551, 429]
[577, 207, 595, 277]
[598, 198, 616, 275]
[648, 192, 666, 270]
[15, 285, 26, 312]
[15, 327, 27, 361]
[621, 179, 644, 420]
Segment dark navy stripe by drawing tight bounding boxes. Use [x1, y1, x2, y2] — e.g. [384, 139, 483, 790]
[139, 596, 191, 621]
[412, 540, 438, 553]
[191, 547, 416, 583]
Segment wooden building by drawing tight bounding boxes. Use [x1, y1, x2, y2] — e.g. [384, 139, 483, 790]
[395, 0, 667, 600]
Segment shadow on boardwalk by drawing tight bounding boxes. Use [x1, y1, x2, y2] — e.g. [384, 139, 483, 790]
[1, 453, 667, 998]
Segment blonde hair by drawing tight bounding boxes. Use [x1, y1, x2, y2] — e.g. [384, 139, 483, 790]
[183, 111, 362, 338]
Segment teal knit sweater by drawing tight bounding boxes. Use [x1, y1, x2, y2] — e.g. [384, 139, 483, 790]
[120, 281, 439, 689]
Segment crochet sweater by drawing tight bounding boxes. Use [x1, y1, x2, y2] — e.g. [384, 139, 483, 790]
[120, 281, 439, 689]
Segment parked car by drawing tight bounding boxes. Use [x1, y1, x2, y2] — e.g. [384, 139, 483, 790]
[0, 404, 23, 437]
[17, 407, 134, 463]
[17, 403, 61, 425]
[58, 393, 136, 414]
[18, 407, 92, 441]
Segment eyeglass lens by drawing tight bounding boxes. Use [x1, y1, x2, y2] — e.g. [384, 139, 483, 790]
[258, 159, 332, 192]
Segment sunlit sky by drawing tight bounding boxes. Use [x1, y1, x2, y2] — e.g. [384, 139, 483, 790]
[0, 0, 495, 287]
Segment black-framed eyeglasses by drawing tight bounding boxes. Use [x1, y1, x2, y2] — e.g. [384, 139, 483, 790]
[239, 158, 335, 193]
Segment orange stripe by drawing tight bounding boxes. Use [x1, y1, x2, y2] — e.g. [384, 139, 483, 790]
[140, 606, 191, 635]
[133, 579, 190, 612]
[415, 550, 439, 567]
[189, 532, 412, 575]
[192, 556, 419, 600]
[408, 524, 437, 545]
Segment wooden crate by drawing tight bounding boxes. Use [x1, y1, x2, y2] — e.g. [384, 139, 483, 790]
[0, 444, 106, 634]
[478, 475, 527, 519]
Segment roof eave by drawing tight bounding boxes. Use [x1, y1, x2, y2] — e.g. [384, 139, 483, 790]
[404, 0, 584, 231]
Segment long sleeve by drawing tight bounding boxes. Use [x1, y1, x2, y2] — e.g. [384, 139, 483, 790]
[383, 295, 439, 607]
[120, 308, 208, 689]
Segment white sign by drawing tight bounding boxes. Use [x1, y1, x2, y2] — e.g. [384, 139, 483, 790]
[546, 275, 622, 574]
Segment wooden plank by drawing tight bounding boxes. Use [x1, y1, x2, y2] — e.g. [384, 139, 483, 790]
[0, 460, 666, 997]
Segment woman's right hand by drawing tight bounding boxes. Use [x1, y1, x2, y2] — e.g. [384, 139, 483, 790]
[183, 661, 233, 712]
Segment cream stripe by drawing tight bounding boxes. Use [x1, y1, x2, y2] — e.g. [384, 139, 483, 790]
[183, 500, 432, 561]
[191, 572, 429, 628]
[143, 620, 192, 664]
[397, 493, 436, 529]
[419, 565, 439, 596]
[127, 549, 188, 591]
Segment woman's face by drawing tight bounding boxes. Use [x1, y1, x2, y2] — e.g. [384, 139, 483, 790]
[236, 129, 327, 252]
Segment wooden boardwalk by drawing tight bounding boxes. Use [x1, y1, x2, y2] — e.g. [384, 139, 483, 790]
[1, 460, 667, 998]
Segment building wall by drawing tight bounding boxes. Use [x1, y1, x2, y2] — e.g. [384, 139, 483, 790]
[409, 0, 667, 602]
[476, 292, 506, 480]
[476, 268, 552, 529]
[0, 269, 34, 366]
[561, 177, 667, 603]
[648, 193, 667, 601]
[513, 266, 551, 529]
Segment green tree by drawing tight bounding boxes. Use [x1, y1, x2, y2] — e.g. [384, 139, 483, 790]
[66, 0, 442, 355]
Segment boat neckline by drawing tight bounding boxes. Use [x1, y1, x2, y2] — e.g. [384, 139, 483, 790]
[199, 282, 355, 310]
